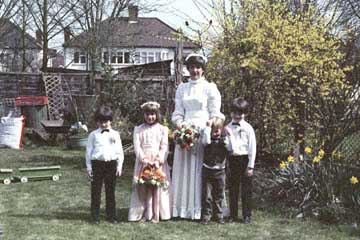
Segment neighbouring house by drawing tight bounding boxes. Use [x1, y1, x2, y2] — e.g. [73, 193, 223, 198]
[62, 5, 198, 75]
[0, 18, 60, 72]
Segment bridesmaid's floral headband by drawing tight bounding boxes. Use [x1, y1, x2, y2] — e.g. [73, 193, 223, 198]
[141, 101, 160, 109]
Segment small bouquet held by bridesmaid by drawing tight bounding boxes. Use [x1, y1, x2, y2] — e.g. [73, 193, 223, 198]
[173, 124, 200, 150]
[134, 164, 168, 189]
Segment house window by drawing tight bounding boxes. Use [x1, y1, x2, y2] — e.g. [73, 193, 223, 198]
[103, 51, 109, 63]
[124, 52, 130, 63]
[111, 52, 117, 63]
[110, 51, 130, 64]
[148, 52, 154, 63]
[161, 51, 168, 60]
[155, 52, 161, 62]
[74, 51, 86, 63]
[141, 52, 147, 64]
[133, 52, 140, 63]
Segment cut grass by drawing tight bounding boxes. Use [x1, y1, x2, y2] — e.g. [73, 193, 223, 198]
[0, 146, 359, 240]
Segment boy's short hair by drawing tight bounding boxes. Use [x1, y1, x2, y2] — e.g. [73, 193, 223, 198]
[231, 98, 249, 115]
[95, 105, 113, 122]
[212, 116, 225, 129]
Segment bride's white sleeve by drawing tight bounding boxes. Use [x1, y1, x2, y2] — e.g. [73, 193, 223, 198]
[171, 83, 185, 126]
[207, 82, 222, 118]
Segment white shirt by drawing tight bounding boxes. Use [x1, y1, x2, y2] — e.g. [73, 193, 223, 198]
[85, 128, 124, 171]
[171, 77, 222, 128]
[226, 119, 256, 168]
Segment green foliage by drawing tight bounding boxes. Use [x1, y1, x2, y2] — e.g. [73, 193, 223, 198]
[97, 65, 158, 141]
[265, 146, 360, 223]
[207, 0, 352, 155]
[0, 147, 359, 239]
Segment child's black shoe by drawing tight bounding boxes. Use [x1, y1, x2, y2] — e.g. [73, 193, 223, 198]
[201, 219, 210, 225]
[243, 216, 251, 224]
[217, 218, 225, 224]
[228, 217, 238, 223]
[106, 217, 118, 224]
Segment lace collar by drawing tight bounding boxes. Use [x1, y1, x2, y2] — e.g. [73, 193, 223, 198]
[189, 76, 206, 84]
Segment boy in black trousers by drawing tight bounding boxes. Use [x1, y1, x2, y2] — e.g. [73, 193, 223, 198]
[201, 115, 228, 224]
[85, 105, 124, 224]
[226, 98, 256, 224]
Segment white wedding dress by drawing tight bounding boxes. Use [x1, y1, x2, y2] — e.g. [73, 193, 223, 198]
[171, 77, 222, 219]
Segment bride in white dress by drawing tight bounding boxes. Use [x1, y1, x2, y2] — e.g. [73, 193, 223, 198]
[171, 53, 222, 220]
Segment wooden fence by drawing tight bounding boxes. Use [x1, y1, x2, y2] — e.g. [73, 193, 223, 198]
[0, 72, 175, 122]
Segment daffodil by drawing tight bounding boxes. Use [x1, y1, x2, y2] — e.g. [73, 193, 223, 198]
[318, 149, 325, 158]
[117, 120, 124, 127]
[167, 128, 173, 140]
[279, 161, 287, 169]
[313, 156, 320, 163]
[287, 155, 294, 163]
[332, 151, 342, 159]
[350, 176, 358, 185]
[304, 146, 312, 154]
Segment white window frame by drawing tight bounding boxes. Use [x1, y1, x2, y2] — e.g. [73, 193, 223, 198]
[74, 51, 86, 64]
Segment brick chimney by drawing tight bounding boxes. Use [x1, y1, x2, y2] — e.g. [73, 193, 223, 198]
[64, 26, 71, 42]
[128, 5, 138, 23]
[36, 29, 42, 45]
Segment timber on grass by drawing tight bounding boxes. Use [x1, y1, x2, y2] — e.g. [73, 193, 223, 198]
[0, 168, 14, 185]
[14, 165, 61, 183]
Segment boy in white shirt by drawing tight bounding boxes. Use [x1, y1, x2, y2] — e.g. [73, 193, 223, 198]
[86, 105, 124, 224]
[226, 98, 256, 224]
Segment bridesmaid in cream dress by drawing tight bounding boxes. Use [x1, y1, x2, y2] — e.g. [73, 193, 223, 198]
[128, 102, 171, 222]
[171, 53, 222, 220]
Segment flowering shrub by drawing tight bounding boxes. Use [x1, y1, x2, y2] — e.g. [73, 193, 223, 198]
[265, 146, 360, 222]
[162, 118, 173, 140]
[173, 124, 200, 150]
[133, 164, 168, 189]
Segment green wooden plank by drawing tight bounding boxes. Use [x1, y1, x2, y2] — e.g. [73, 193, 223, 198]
[17, 170, 61, 177]
[14, 174, 61, 181]
[0, 169, 13, 173]
[0, 176, 13, 181]
[18, 166, 61, 172]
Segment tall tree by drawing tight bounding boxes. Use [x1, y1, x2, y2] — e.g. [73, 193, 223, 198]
[23, 0, 82, 71]
[207, 0, 353, 155]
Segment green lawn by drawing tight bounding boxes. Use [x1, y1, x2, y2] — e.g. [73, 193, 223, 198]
[0, 146, 359, 240]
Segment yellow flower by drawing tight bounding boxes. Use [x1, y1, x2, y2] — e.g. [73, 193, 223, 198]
[166, 127, 173, 140]
[332, 151, 342, 159]
[117, 120, 124, 127]
[163, 119, 169, 127]
[279, 161, 287, 169]
[287, 155, 294, 163]
[313, 156, 320, 163]
[350, 176, 358, 185]
[318, 149, 325, 158]
[304, 147, 312, 154]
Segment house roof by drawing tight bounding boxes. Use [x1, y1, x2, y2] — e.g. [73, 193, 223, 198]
[0, 18, 42, 50]
[63, 17, 198, 49]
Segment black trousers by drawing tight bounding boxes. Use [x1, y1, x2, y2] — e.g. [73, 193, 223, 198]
[228, 155, 253, 219]
[91, 160, 117, 220]
[201, 167, 226, 221]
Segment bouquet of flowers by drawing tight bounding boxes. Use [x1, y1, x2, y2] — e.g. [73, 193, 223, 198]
[133, 164, 168, 189]
[173, 124, 200, 150]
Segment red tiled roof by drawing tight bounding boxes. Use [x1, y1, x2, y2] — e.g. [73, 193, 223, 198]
[63, 17, 198, 49]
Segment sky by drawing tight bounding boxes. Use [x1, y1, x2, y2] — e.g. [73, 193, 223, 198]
[144, 0, 212, 34]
